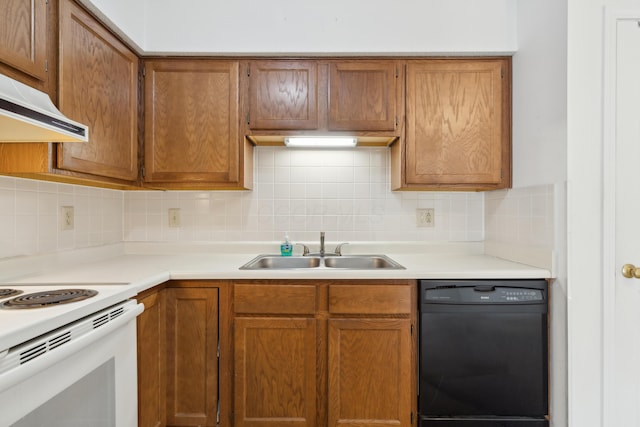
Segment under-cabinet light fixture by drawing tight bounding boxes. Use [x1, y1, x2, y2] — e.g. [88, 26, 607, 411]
[284, 136, 358, 148]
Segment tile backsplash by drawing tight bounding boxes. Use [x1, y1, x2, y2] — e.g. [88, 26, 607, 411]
[0, 147, 556, 260]
[0, 176, 123, 259]
[485, 184, 555, 247]
[124, 147, 484, 243]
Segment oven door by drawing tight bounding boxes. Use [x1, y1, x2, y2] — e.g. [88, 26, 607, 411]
[0, 300, 143, 427]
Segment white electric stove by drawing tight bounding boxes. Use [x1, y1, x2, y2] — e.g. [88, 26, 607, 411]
[0, 282, 142, 426]
[0, 283, 138, 353]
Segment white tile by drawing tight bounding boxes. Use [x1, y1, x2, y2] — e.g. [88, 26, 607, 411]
[0, 177, 16, 190]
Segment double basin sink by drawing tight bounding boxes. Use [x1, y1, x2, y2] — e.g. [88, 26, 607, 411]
[240, 254, 405, 270]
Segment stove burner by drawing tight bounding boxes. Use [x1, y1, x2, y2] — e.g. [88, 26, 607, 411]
[0, 289, 98, 309]
[0, 289, 22, 299]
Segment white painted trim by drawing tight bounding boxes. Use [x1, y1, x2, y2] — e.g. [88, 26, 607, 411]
[601, 8, 640, 427]
[601, 9, 617, 426]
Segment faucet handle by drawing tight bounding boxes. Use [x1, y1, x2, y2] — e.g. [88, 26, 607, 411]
[295, 243, 310, 256]
[334, 242, 349, 256]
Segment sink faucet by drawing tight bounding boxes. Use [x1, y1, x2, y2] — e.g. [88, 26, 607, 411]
[320, 232, 325, 257]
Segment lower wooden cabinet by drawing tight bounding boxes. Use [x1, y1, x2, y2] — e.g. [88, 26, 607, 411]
[137, 288, 166, 427]
[328, 318, 413, 427]
[233, 283, 317, 427]
[232, 280, 417, 427]
[166, 287, 219, 427]
[137, 283, 225, 427]
[327, 284, 414, 427]
[234, 317, 317, 427]
[137, 280, 416, 427]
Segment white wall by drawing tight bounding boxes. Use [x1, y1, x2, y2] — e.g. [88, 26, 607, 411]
[510, 1, 569, 426]
[76, 0, 146, 52]
[513, 1, 568, 188]
[80, 0, 517, 54]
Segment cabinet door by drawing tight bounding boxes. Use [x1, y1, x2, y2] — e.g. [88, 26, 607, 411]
[248, 60, 318, 130]
[403, 59, 510, 189]
[166, 288, 219, 427]
[144, 59, 242, 186]
[234, 317, 317, 427]
[137, 290, 166, 427]
[328, 318, 413, 427]
[57, 0, 139, 181]
[328, 61, 398, 131]
[0, 0, 47, 81]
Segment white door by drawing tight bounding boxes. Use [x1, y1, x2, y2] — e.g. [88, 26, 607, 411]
[604, 13, 640, 427]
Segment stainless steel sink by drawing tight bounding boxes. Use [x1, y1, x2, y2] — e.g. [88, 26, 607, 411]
[239, 254, 404, 270]
[239, 255, 322, 269]
[322, 255, 405, 270]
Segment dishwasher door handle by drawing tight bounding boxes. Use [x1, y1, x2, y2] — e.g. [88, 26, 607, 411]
[473, 285, 496, 292]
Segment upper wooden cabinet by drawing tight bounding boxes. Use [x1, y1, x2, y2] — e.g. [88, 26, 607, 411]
[248, 60, 319, 130]
[57, 0, 139, 183]
[328, 61, 398, 132]
[245, 59, 401, 145]
[0, 0, 48, 83]
[392, 58, 511, 191]
[143, 59, 252, 190]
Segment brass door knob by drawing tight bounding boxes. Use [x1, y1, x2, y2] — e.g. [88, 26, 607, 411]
[622, 263, 640, 278]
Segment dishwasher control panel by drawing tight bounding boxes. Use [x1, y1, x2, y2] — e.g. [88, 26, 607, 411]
[424, 286, 545, 304]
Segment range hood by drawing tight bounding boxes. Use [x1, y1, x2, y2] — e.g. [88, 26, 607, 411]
[0, 73, 88, 143]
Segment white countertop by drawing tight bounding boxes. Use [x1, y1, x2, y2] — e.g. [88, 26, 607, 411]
[0, 241, 552, 292]
[0, 241, 551, 352]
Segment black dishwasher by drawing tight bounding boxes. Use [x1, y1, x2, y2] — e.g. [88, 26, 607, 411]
[419, 279, 548, 427]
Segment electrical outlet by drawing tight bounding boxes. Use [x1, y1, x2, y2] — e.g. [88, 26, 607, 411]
[416, 208, 435, 228]
[168, 208, 181, 228]
[61, 206, 74, 230]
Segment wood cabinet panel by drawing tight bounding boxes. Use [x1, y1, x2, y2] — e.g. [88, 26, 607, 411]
[328, 61, 398, 131]
[245, 59, 401, 145]
[248, 60, 318, 130]
[144, 59, 250, 189]
[57, 0, 139, 182]
[0, 0, 47, 81]
[395, 58, 511, 190]
[328, 284, 412, 315]
[328, 318, 413, 427]
[234, 283, 316, 315]
[166, 287, 219, 427]
[137, 289, 166, 427]
[234, 316, 317, 427]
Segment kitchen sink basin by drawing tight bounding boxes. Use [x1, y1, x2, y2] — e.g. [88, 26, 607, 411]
[322, 255, 405, 269]
[239, 254, 404, 270]
[239, 255, 322, 269]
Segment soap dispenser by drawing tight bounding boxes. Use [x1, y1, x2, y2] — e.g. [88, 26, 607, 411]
[280, 233, 293, 257]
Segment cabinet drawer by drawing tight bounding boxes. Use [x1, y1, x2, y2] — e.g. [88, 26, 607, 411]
[234, 284, 316, 315]
[329, 285, 411, 315]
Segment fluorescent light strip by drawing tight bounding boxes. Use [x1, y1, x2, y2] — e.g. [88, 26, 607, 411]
[284, 137, 357, 148]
